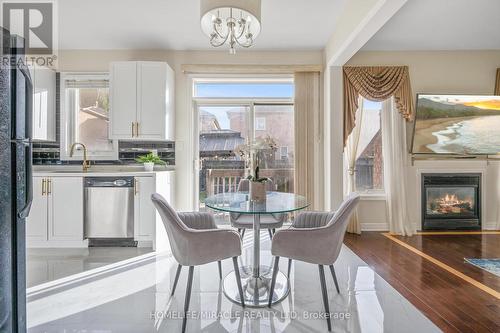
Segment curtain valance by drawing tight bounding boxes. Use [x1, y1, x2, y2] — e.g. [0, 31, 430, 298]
[343, 66, 413, 145]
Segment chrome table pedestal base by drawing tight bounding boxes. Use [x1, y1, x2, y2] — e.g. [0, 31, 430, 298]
[223, 265, 289, 307]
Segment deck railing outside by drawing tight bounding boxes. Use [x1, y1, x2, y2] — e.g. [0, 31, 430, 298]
[204, 168, 294, 196]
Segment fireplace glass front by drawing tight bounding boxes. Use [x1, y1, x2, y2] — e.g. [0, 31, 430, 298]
[422, 174, 481, 230]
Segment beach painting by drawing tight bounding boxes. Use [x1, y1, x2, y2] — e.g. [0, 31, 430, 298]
[412, 94, 500, 154]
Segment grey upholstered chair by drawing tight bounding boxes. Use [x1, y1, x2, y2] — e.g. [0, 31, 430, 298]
[151, 193, 245, 333]
[230, 179, 287, 239]
[268, 193, 360, 331]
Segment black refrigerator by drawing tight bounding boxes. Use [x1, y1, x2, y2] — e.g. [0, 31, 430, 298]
[0, 28, 33, 333]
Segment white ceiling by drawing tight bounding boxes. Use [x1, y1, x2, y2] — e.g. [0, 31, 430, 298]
[58, 0, 346, 50]
[363, 0, 500, 51]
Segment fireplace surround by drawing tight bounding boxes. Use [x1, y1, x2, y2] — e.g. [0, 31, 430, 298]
[421, 173, 481, 230]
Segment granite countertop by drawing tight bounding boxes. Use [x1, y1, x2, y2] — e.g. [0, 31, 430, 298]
[33, 165, 175, 177]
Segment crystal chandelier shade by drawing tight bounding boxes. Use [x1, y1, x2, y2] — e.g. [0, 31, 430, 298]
[200, 0, 261, 54]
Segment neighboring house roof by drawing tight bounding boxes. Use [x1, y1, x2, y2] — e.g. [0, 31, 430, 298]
[356, 108, 380, 159]
[200, 110, 221, 131]
[358, 129, 381, 159]
[200, 130, 244, 156]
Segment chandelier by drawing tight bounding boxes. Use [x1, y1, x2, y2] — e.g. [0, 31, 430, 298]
[200, 0, 262, 54]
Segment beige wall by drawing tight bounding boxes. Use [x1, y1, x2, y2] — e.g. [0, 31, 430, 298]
[347, 50, 500, 95]
[58, 49, 323, 210]
[345, 50, 500, 230]
[324, 0, 380, 65]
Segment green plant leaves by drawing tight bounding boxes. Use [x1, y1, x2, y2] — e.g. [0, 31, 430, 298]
[135, 152, 166, 165]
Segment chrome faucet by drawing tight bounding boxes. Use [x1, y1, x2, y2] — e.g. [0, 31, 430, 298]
[70, 142, 91, 172]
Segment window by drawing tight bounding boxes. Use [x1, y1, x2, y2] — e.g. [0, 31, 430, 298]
[255, 117, 266, 130]
[194, 78, 295, 212]
[194, 81, 294, 98]
[353, 99, 384, 193]
[60, 73, 118, 160]
[279, 146, 288, 159]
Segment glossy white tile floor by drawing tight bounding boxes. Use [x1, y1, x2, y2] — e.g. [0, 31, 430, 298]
[26, 247, 153, 287]
[26, 234, 441, 333]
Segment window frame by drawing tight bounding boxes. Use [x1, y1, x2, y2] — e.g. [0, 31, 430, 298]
[279, 146, 288, 159]
[60, 72, 118, 161]
[191, 75, 295, 209]
[255, 117, 266, 131]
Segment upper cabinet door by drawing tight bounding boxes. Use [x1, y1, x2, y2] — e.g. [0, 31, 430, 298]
[137, 62, 168, 140]
[31, 66, 56, 141]
[109, 61, 174, 141]
[109, 62, 138, 139]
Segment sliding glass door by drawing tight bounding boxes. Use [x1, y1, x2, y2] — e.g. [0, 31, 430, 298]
[253, 104, 295, 193]
[196, 104, 251, 214]
[193, 78, 295, 222]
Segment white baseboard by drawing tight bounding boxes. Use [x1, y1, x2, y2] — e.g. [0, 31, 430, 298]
[136, 240, 153, 248]
[27, 239, 89, 248]
[361, 222, 389, 231]
[483, 221, 499, 230]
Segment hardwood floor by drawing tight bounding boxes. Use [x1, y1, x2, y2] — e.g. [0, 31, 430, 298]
[344, 232, 500, 333]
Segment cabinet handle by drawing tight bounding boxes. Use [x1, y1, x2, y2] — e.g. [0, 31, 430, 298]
[131, 122, 135, 137]
[42, 179, 46, 196]
[47, 179, 52, 195]
[135, 122, 139, 137]
[134, 179, 138, 195]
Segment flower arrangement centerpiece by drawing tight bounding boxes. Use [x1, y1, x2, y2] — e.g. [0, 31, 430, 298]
[234, 135, 277, 202]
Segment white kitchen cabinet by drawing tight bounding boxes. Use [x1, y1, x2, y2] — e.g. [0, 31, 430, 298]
[109, 62, 137, 139]
[134, 176, 156, 243]
[26, 176, 86, 248]
[28, 170, 174, 250]
[26, 177, 48, 242]
[29, 65, 56, 141]
[48, 177, 84, 241]
[109, 61, 175, 141]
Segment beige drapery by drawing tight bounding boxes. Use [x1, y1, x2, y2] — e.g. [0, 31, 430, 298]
[495, 68, 500, 95]
[344, 98, 364, 234]
[294, 72, 321, 210]
[343, 66, 414, 145]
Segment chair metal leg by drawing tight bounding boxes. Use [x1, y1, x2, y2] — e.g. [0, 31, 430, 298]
[240, 228, 246, 239]
[268, 256, 280, 307]
[218, 261, 222, 280]
[272, 228, 276, 235]
[171, 264, 182, 296]
[268, 229, 273, 240]
[329, 265, 340, 294]
[182, 266, 194, 333]
[232, 257, 245, 307]
[318, 265, 332, 331]
[287, 258, 292, 278]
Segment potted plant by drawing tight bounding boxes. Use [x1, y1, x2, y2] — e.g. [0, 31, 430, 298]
[135, 152, 166, 171]
[234, 136, 277, 202]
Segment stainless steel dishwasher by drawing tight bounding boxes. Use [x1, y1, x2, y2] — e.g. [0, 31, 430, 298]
[84, 177, 134, 239]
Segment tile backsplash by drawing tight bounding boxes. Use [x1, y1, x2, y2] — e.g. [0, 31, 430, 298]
[32, 73, 175, 166]
[32, 141, 175, 166]
[118, 141, 175, 165]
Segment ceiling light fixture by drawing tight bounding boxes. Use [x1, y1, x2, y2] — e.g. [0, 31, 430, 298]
[200, 0, 261, 54]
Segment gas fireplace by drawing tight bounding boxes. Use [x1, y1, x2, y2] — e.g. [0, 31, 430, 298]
[421, 173, 481, 230]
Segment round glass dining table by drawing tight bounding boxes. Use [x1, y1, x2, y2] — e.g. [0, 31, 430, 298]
[205, 191, 309, 307]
